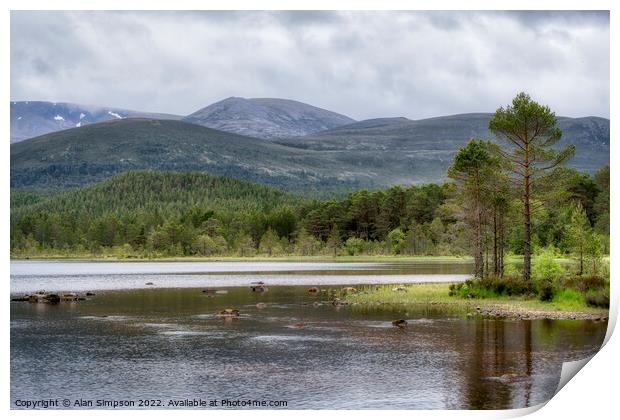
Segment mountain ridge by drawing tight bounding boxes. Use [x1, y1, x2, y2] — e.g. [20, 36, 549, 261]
[10, 101, 182, 143]
[182, 96, 356, 139]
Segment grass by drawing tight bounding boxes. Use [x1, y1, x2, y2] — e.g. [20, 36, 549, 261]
[345, 282, 607, 317]
[551, 288, 586, 310]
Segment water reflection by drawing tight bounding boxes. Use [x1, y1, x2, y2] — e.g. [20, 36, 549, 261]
[10, 285, 607, 410]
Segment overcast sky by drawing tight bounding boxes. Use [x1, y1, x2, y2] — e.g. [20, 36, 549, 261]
[10, 10, 610, 120]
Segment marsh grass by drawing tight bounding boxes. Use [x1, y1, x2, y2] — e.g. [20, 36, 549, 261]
[346, 282, 602, 314]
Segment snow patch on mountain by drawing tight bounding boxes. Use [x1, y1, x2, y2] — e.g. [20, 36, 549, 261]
[107, 111, 123, 119]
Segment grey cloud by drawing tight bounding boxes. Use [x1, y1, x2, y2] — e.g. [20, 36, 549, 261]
[10, 10, 610, 119]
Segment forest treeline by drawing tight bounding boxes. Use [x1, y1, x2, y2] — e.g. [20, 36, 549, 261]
[11, 164, 609, 264]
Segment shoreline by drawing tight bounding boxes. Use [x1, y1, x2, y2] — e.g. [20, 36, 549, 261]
[344, 283, 609, 321]
[10, 255, 474, 263]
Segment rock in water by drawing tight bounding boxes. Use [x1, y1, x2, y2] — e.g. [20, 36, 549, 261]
[218, 308, 240, 318]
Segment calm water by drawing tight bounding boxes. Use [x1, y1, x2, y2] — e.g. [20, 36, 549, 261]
[10, 261, 607, 410]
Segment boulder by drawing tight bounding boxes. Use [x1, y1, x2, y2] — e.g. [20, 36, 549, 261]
[44, 294, 61, 304]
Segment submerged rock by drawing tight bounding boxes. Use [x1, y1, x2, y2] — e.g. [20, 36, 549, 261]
[62, 292, 80, 302]
[341, 287, 357, 294]
[251, 285, 269, 293]
[392, 286, 407, 292]
[13, 291, 91, 304]
[332, 298, 346, 307]
[256, 303, 267, 309]
[308, 287, 320, 294]
[392, 319, 408, 328]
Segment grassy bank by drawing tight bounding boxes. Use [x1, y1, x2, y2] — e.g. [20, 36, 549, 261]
[344, 283, 609, 320]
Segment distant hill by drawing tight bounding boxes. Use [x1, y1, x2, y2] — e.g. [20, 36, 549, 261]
[11, 170, 297, 219]
[183, 97, 355, 139]
[10, 118, 371, 191]
[10, 101, 181, 143]
[276, 113, 610, 175]
[10, 113, 609, 191]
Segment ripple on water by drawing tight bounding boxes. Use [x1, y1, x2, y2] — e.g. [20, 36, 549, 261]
[159, 330, 213, 337]
[249, 334, 334, 344]
[78, 315, 132, 322]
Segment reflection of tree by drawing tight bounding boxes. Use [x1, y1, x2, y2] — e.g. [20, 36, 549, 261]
[523, 321, 533, 406]
[462, 320, 513, 409]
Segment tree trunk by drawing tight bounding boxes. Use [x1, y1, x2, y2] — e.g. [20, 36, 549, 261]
[474, 171, 484, 279]
[499, 212, 505, 277]
[493, 208, 499, 276]
[523, 157, 531, 282]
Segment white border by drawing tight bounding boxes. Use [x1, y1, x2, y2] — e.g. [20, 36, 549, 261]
[2, 2, 616, 420]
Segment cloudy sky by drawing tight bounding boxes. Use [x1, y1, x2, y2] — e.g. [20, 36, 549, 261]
[10, 10, 610, 119]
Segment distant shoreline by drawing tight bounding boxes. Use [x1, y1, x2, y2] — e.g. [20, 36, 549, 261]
[10, 255, 475, 263]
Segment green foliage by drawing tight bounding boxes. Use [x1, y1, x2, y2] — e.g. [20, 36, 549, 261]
[552, 288, 585, 308]
[489, 92, 575, 282]
[449, 276, 536, 299]
[593, 165, 610, 234]
[386, 228, 406, 255]
[10, 160, 610, 261]
[532, 249, 565, 282]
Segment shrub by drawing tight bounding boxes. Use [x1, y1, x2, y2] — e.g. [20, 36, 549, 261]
[448, 276, 536, 299]
[584, 289, 610, 308]
[532, 248, 565, 282]
[563, 275, 606, 293]
[538, 280, 555, 302]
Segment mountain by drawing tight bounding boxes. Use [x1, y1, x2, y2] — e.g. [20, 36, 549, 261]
[9, 118, 371, 191]
[10, 113, 609, 192]
[275, 113, 610, 175]
[183, 97, 355, 139]
[10, 101, 182, 143]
